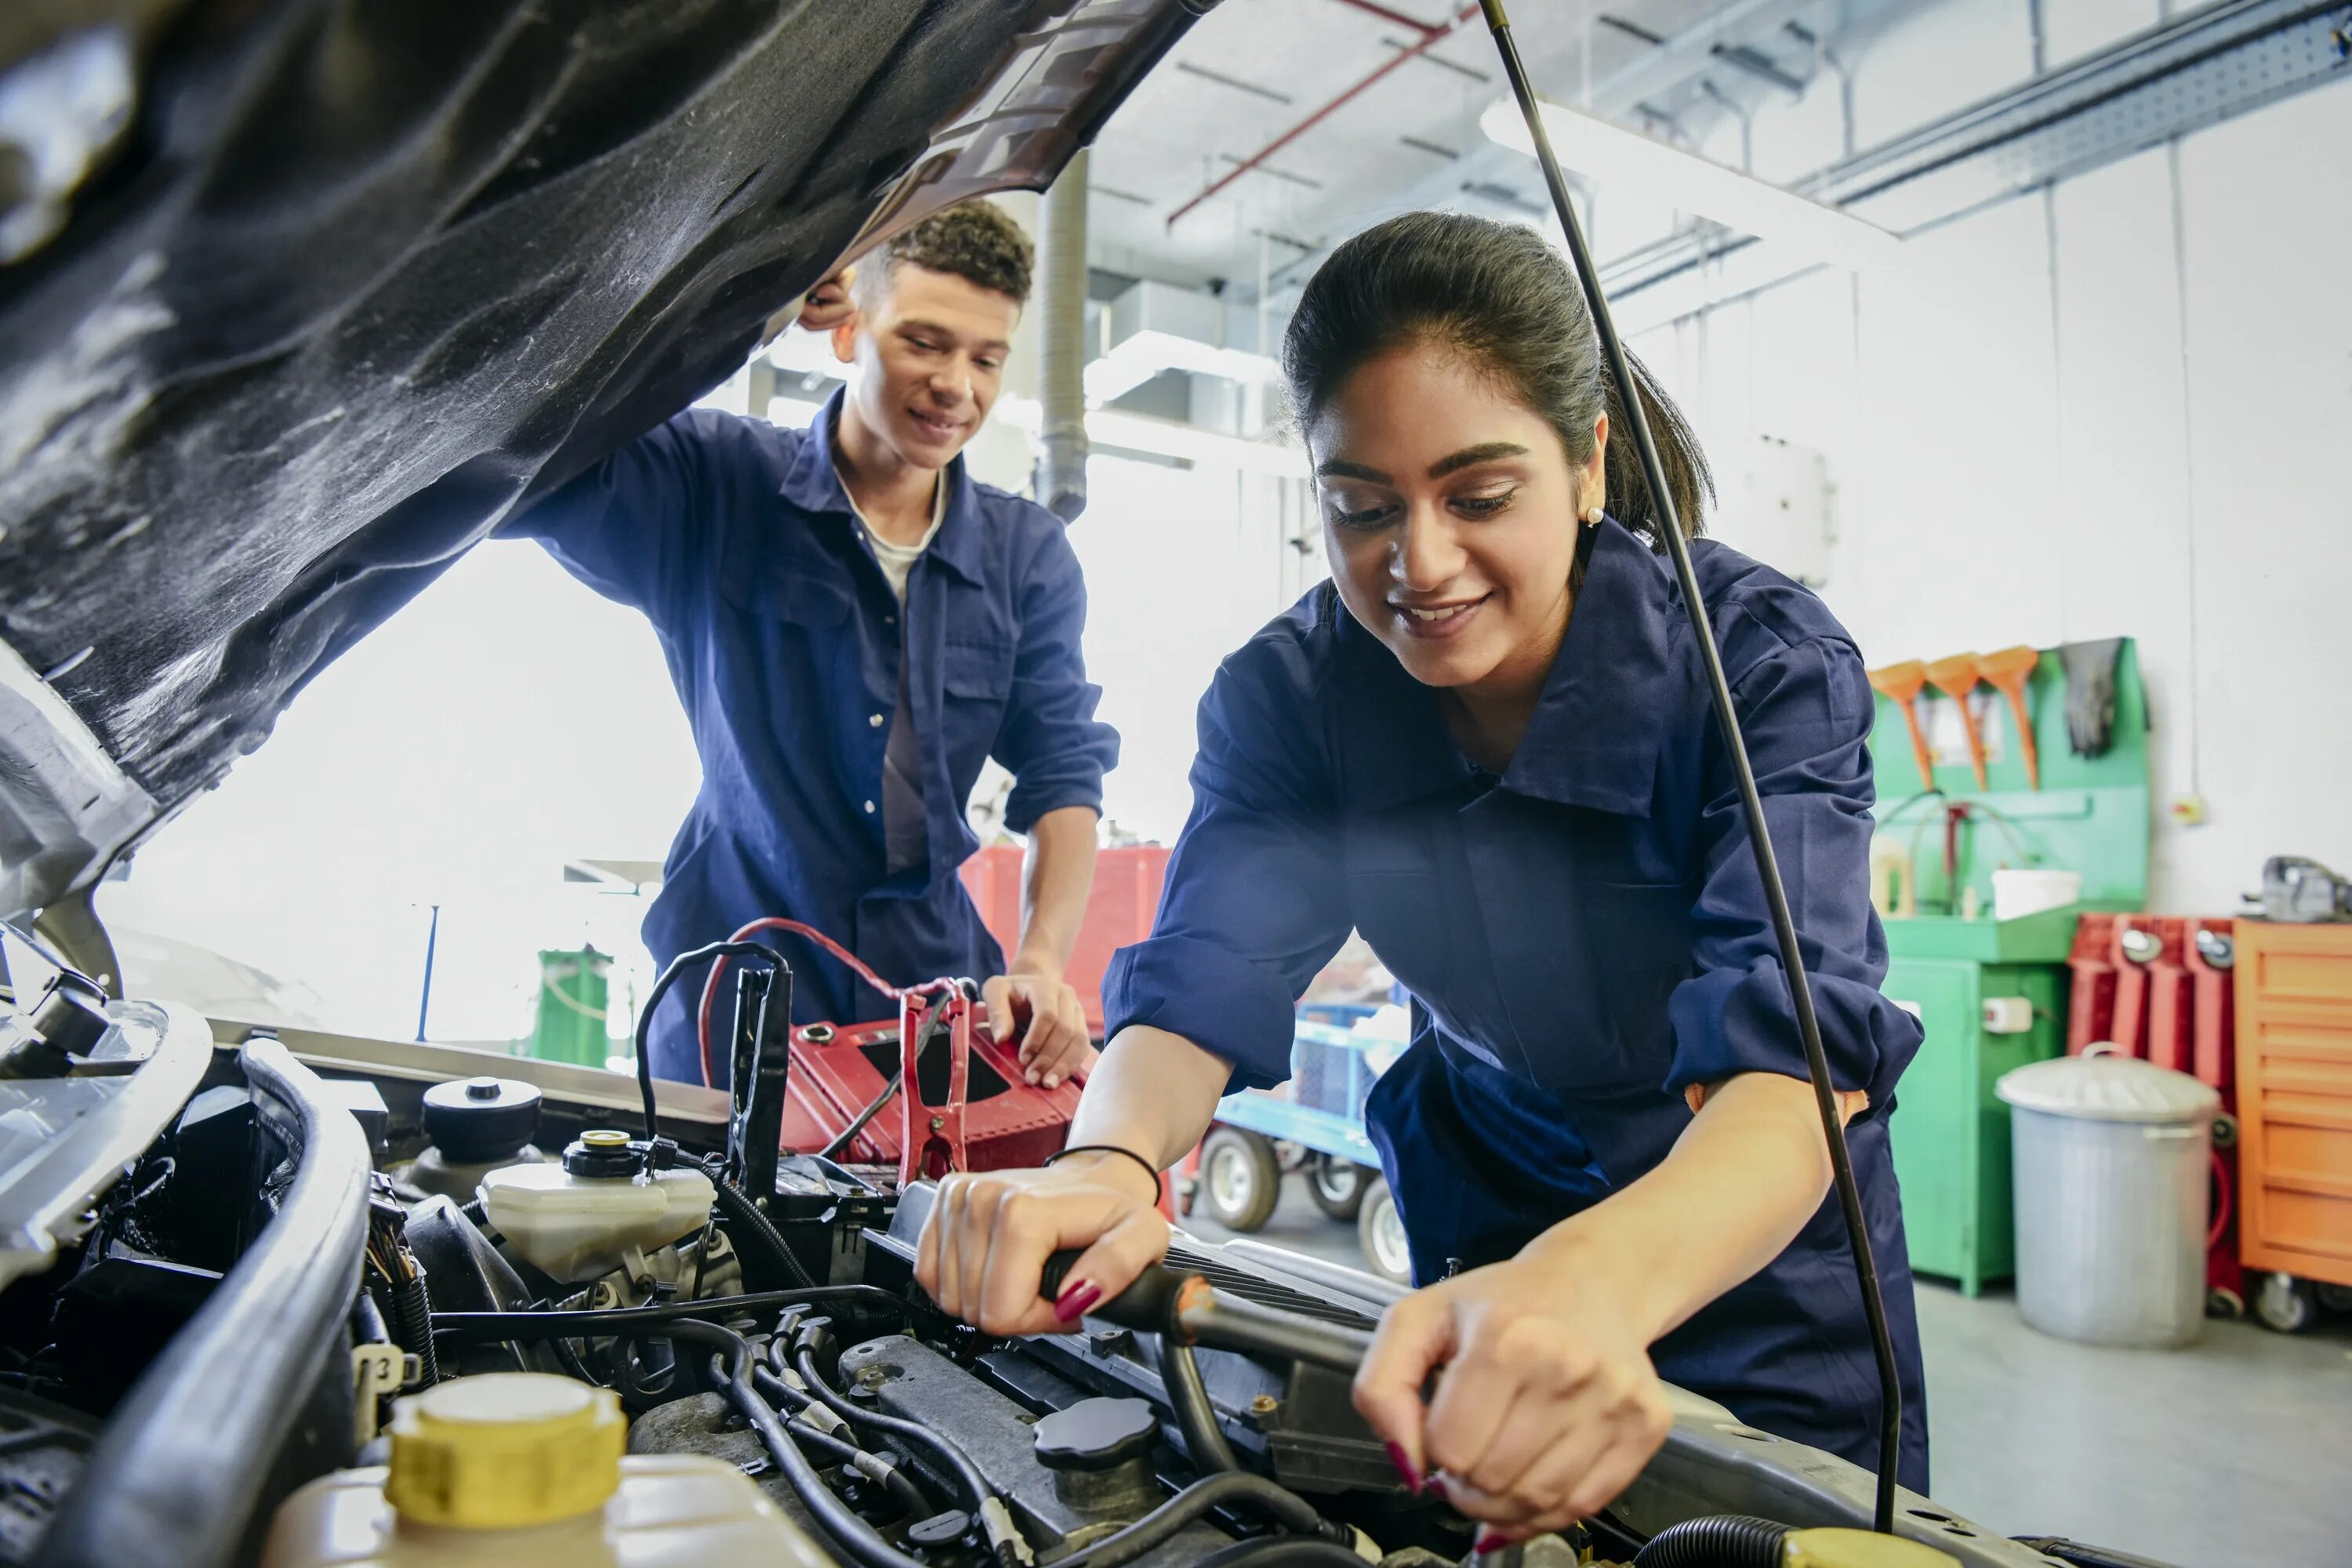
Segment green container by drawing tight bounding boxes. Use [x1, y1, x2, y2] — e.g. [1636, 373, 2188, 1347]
[1883, 938, 2069, 1296]
[532, 946, 612, 1067]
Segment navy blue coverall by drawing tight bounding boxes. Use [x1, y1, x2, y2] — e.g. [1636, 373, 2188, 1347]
[1104, 517, 1929, 1486]
[511, 391, 1120, 1081]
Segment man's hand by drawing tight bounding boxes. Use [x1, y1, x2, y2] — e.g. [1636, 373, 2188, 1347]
[982, 967, 1094, 1089]
[797, 267, 858, 333]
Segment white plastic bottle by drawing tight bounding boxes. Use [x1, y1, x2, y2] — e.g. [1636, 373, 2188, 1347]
[262, 1374, 829, 1567]
[478, 1131, 715, 1282]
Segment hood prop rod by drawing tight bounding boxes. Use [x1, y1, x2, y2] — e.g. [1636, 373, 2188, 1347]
[1475, 0, 1903, 1534]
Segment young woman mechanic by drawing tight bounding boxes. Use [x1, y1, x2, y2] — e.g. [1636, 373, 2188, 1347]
[915, 212, 1929, 1543]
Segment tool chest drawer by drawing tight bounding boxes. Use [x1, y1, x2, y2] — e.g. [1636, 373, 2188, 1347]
[2233, 922, 2352, 1284]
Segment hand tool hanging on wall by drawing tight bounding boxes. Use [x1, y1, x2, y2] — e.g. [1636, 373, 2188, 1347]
[1478, 0, 1904, 1534]
[1976, 644, 2042, 789]
[1924, 652, 1988, 790]
[2060, 637, 2123, 757]
[1867, 659, 1938, 793]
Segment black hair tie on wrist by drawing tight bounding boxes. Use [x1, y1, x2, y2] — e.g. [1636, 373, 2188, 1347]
[1044, 1143, 1162, 1196]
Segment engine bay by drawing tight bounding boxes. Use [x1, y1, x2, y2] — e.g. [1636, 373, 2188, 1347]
[0, 949, 2096, 1568]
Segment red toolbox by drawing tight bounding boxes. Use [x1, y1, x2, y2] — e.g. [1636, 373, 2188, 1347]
[779, 991, 1083, 1185]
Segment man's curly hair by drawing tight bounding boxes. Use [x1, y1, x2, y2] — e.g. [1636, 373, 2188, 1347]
[856, 201, 1033, 309]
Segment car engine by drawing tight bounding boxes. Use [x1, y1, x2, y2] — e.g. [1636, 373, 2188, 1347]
[0, 948, 2093, 1568]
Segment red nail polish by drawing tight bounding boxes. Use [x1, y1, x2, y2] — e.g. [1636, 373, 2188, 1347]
[1053, 1280, 1102, 1323]
[1472, 1527, 1514, 1555]
[1383, 1442, 1423, 1494]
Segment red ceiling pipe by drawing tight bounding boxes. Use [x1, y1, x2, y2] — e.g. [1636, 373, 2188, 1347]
[1330, 0, 1445, 34]
[1167, 1, 1480, 230]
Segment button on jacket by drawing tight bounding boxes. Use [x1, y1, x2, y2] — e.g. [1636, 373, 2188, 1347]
[1104, 517, 1928, 1485]
[510, 391, 1118, 1078]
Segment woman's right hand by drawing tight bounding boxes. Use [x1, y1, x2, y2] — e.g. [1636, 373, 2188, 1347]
[914, 1151, 1171, 1338]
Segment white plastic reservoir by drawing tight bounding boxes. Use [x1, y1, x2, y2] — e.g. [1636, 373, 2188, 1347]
[478, 1132, 713, 1283]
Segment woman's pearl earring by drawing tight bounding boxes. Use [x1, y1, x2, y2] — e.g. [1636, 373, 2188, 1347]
[1583, 505, 1605, 526]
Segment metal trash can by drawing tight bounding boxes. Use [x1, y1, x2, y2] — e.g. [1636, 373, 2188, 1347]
[1997, 1049, 2220, 1347]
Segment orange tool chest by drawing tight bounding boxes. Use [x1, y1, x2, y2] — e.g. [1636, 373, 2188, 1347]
[2231, 920, 2352, 1288]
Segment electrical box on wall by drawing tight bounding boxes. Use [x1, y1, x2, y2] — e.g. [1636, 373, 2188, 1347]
[1717, 434, 1832, 587]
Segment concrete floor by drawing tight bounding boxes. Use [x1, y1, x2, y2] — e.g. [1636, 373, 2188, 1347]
[1185, 1177, 2352, 1568]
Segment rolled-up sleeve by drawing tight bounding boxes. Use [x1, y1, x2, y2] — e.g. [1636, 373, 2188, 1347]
[1663, 634, 1923, 1114]
[1102, 647, 1350, 1091]
[996, 522, 1120, 833]
[502, 410, 713, 622]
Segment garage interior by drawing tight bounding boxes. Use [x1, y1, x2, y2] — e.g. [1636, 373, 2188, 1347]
[4, 1, 2350, 1566]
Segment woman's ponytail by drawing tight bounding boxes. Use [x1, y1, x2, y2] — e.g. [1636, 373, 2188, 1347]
[1600, 348, 1711, 546]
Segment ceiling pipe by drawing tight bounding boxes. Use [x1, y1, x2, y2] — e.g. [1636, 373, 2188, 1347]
[1033, 149, 1091, 521]
[1328, 0, 1444, 36]
[1166, 2, 1480, 229]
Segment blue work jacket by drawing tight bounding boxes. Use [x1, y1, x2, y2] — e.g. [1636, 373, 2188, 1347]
[510, 392, 1118, 1077]
[1105, 517, 1929, 1486]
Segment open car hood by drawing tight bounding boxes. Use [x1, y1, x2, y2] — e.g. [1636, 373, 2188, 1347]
[0, 0, 1203, 926]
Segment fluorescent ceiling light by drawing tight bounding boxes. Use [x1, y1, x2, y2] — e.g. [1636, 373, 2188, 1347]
[1478, 96, 1900, 274]
[1084, 328, 1281, 407]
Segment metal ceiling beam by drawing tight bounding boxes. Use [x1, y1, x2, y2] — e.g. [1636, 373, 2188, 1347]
[1602, 0, 2352, 299]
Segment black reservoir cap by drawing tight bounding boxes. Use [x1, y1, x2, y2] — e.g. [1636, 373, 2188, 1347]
[562, 1127, 647, 1178]
[1033, 1396, 1158, 1472]
[422, 1076, 542, 1163]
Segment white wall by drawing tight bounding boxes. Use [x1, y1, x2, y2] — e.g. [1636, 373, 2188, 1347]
[1631, 5, 2352, 913]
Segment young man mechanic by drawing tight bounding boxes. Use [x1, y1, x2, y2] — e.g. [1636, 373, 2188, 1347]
[510, 203, 1117, 1092]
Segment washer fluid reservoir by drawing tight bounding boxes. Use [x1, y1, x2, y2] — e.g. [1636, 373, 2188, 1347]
[261, 1374, 827, 1566]
[478, 1131, 714, 1283]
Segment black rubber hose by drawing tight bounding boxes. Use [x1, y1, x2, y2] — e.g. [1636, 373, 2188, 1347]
[1189, 1539, 1371, 1568]
[427, 1287, 903, 1342]
[386, 1272, 439, 1386]
[710, 1171, 821, 1290]
[1158, 1337, 1238, 1474]
[1632, 1515, 1792, 1568]
[819, 1065, 902, 1160]
[793, 1345, 998, 1518]
[634, 940, 789, 1142]
[750, 1367, 950, 1514]
[709, 1356, 931, 1519]
[1052, 1471, 1336, 1568]
[674, 1321, 937, 1568]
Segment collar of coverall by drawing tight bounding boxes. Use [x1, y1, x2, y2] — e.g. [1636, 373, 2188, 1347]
[779, 387, 988, 586]
[1335, 514, 1676, 819]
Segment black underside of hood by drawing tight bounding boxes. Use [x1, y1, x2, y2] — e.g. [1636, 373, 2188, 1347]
[0, 0, 1195, 891]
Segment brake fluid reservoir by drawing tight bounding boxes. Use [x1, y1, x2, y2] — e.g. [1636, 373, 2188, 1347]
[260, 1374, 827, 1566]
[478, 1132, 714, 1282]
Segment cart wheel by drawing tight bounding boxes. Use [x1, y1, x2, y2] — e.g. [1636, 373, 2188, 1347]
[1199, 1127, 1280, 1232]
[1357, 1178, 1411, 1285]
[2318, 1283, 2352, 1316]
[2206, 1287, 2244, 1319]
[2256, 1271, 2317, 1334]
[1308, 1154, 1370, 1220]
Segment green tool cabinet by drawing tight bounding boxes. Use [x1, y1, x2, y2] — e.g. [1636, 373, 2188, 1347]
[1880, 916, 2072, 1296]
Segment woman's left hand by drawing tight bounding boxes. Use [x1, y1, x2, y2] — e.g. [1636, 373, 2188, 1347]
[1352, 1251, 1675, 1543]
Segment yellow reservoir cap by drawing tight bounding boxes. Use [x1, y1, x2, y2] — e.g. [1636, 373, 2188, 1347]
[385, 1374, 624, 1529]
[1786, 1529, 1962, 1568]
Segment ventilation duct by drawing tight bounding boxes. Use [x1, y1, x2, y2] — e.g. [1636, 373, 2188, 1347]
[1033, 149, 1091, 522]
